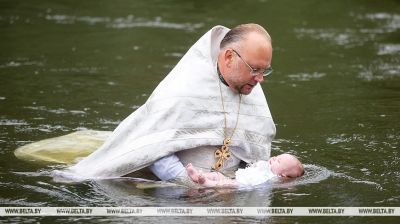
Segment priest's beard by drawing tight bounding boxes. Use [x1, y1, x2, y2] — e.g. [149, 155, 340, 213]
[229, 64, 254, 95]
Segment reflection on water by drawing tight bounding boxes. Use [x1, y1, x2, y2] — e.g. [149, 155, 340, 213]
[3, 162, 342, 207]
[1, 0, 399, 223]
[7, 169, 274, 208]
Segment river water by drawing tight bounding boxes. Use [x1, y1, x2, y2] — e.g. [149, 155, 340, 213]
[1, 0, 399, 223]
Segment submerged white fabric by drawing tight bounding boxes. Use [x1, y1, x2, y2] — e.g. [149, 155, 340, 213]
[63, 25, 276, 179]
[149, 154, 186, 181]
[235, 161, 276, 186]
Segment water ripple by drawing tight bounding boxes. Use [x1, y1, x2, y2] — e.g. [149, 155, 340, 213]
[11, 170, 109, 206]
[294, 28, 363, 47]
[362, 12, 400, 33]
[271, 164, 332, 188]
[0, 60, 43, 69]
[14, 124, 71, 134]
[0, 119, 28, 126]
[0, 198, 46, 207]
[295, 12, 400, 48]
[356, 61, 400, 81]
[24, 106, 87, 116]
[326, 133, 399, 151]
[378, 44, 400, 55]
[44, 14, 204, 32]
[288, 72, 326, 81]
[48, 66, 104, 74]
[333, 173, 383, 191]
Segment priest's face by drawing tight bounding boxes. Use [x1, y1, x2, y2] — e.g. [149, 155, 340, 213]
[228, 33, 272, 95]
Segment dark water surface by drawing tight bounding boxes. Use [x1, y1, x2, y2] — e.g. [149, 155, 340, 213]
[1, 0, 399, 223]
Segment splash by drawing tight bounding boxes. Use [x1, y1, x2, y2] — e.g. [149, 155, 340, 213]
[270, 164, 332, 188]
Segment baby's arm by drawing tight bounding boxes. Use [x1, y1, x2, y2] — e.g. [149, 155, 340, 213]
[186, 163, 238, 188]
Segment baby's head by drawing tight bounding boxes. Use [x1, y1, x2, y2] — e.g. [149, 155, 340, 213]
[268, 153, 304, 178]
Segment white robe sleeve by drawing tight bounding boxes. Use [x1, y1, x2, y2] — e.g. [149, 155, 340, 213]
[149, 154, 186, 181]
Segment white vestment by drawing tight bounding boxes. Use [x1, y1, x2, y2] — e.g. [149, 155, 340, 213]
[64, 25, 276, 179]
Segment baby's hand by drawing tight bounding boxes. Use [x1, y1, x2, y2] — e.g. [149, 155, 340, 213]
[185, 163, 219, 187]
[186, 163, 201, 183]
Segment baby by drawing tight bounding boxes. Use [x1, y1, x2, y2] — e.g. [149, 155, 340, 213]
[186, 153, 304, 187]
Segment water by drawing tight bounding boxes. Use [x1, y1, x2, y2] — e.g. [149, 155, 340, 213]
[1, 0, 399, 223]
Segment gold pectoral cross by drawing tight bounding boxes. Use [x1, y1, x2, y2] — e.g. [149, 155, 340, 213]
[213, 138, 231, 171]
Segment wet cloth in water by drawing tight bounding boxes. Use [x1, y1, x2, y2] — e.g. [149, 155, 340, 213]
[235, 161, 276, 186]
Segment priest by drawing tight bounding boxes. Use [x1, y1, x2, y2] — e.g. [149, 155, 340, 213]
[63, 23, 276, 186]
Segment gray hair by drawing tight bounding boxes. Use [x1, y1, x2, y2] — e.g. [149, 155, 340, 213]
[220, 23, 271, 50]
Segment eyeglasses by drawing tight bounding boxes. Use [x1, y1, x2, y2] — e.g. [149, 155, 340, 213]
[232, 49, 273, 77]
